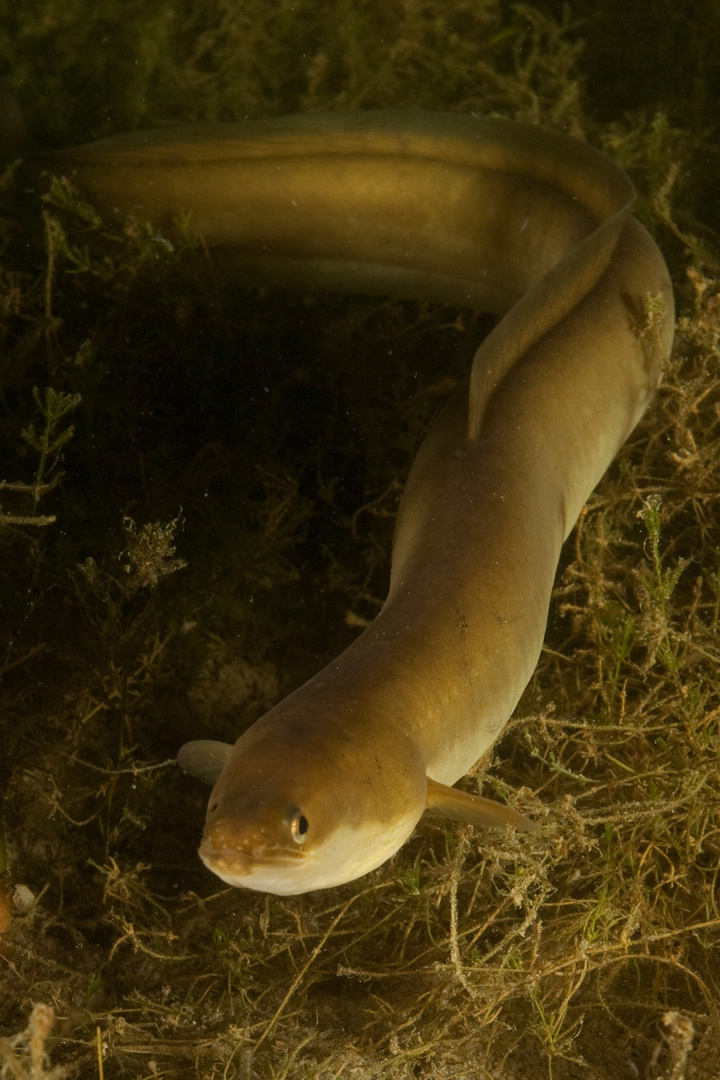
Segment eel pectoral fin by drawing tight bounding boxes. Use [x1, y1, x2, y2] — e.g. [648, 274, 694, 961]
[425, 777, 539, 832]
[177, 740, 233, 785]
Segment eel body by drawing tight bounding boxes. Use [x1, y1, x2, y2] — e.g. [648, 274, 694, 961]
[54, 112, 674, 894]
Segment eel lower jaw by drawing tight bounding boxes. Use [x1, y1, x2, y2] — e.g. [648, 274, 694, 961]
[198, 836, 305, 889]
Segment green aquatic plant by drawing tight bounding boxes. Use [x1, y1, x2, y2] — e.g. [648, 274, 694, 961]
[0, 384, 80, 528]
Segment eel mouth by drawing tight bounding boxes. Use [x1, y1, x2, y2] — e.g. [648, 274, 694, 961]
[199, 836, 303, 881]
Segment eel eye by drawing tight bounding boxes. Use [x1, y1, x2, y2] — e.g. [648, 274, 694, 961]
[289, 809, 309, 844]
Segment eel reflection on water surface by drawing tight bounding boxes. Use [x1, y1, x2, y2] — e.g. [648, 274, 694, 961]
[53, 112, 674, 894]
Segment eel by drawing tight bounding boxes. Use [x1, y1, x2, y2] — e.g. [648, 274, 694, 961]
[52, 112, 674, 894]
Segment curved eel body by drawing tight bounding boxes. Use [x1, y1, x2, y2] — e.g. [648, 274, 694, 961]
[55, 112, 674, 894]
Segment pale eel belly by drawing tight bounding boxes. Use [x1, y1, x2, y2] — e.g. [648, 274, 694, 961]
[52, 112, 674, 894]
